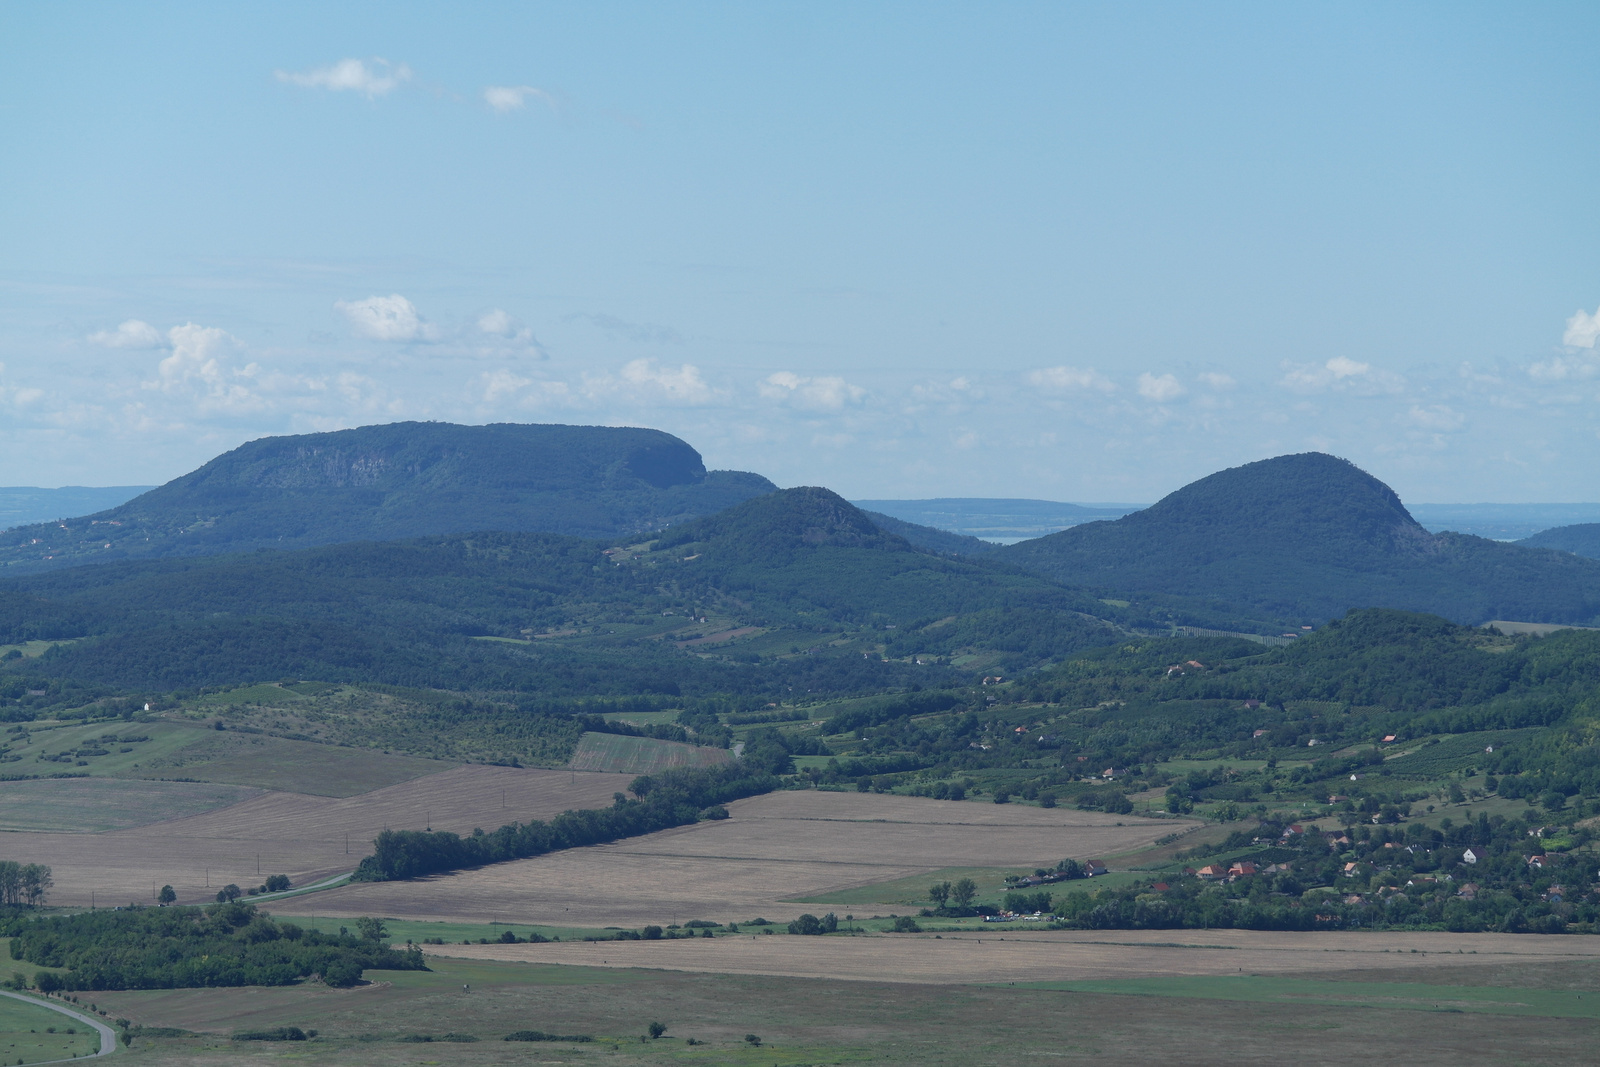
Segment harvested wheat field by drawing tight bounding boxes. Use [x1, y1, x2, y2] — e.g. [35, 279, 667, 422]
[272, 790, 1192, 928]
[431, 927, 1600, 986]
[1, 765, 631, 909]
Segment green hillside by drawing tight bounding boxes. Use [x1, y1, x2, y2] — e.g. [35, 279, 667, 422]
[1519, 523, 1600, 559]
[0, 488, 1120, 700]
[0, 421, 775, 573]
[997, 453, 1600, 627]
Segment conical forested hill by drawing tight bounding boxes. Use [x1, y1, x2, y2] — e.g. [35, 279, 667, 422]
[997, 453, 1600, 626]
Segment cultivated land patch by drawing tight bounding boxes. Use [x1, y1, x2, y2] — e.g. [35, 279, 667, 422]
[272, 790, 1189, 928]
[80, 952, 1600, 1066]
[0, 777, 263, 833]
[126, 728, 454, 796]
[565, 731, 731, 774]
[0, 765, 632, 909]
[431, 927, 1600, 986]
[0, 995, 101, 1064]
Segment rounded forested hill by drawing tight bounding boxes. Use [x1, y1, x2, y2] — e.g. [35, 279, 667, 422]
[1519, 523, 1600, 560]
[0, 422, 775, 572]
[996, 452, 1600, 626]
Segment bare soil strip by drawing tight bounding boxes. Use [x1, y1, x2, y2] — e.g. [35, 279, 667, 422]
[271, 791, 1193, 927]
[430, 928, 1600, 986]
[0, 765, 631, 909]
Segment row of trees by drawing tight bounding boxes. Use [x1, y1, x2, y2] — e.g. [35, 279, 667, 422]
[11, 901, 426, 991]
[0, 861, 50, 906]
[354, 762, 780, 882]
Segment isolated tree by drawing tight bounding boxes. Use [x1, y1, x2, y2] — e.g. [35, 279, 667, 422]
[157, 885, 176, 905]
[951, 878, 977, 909]
[745, 1034, 762, 1047]
[928, 882, 951, 908]
[263, 874, 291, 893]
[354, 916, 388, 941]
[647, 1022, 668, 1039]
[215, 884, 242, 903]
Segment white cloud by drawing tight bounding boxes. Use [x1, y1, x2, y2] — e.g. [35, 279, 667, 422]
[477, 308, 544, 353]
[1528, 352, 1600, 383]
[336, 294, 437, 342]
[89, 319, 165, 349]
[1137, 372, 1186, 402]
[759, 371, 865, 410]
[586, 359, 716, 405]
[151, 323, 265, 413]
[1407, 404, 1465, 431]
[275, 58, 411, 98]
[1027, 366, 1115, 392]
[1280, 356, 1403, 394]
[1563, 306, 1600, 348]
[484, 85, 553, 113]
[1198, 372, 1236, 389]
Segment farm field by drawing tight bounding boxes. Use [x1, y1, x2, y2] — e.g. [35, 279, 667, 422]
[78, 949, 1600, 1065]
[0, 719, 455, 796]
[0, 764, 632, 908]
[0, 995, 101, 1063]
[0, 777, 263, 832]
[430, 926, 1600, 985]
[566, 730, 731, 773]
[271, 790, 1191, 927]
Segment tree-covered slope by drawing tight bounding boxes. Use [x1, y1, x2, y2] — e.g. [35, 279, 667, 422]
[0, 422, 775, 573]
[0, 489, 1122, 697]
[996, 453, 1600, 626]
[1519, 523, 1600, 560]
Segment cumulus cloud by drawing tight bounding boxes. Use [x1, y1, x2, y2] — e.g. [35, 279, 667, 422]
[1027, 366, 1115, 393]
[477, 308, 544, 353]
[1198, 372, 1236, 389]
[759, 371, 865, 410]
[89, 319, 165, 349]
[484, 85, 554, 113]
[336, 294, 437, 342]
[1563, 306, 1600, 348]
[275, 58, 411, 98]
[586, 359, 716, 405]
[1280, 355, 1403, 394]
[1528, 352, 1600, 383]
[151, 324, 265, 413]
[1137, 372, 1186, 402]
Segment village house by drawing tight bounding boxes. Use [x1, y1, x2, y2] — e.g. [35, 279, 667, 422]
[1462, 848, 1482, 865]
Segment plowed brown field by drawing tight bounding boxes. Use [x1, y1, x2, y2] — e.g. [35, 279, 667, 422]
[2, 765, 630, 908]
[270, 790, 1191, 927]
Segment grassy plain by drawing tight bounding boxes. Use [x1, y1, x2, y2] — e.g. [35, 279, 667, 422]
[0, 996, 100, 1064]
[0, 777, 262, 832]
[77, 946, 1600, 1066]
[566, 732, 731, 774]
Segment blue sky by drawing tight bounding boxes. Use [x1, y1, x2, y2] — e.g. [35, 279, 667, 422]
[2, 2, 1599, 502]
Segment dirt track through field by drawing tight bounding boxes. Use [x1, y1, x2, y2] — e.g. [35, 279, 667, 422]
[271, 790, 1194, 927]
[430, 927, 1600, 986]
[0, 765, 631, 908]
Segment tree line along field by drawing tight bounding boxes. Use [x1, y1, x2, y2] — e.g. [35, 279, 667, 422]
[270, 790, 1185, 928]
[0, 764, 632, 909]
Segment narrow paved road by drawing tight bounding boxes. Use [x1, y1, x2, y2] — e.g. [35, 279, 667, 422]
[0, 988, 117, 1062]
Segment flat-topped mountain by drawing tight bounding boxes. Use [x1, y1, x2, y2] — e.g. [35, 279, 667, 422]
[998, 453, 1600, 626]
[0, 422, 775, 572]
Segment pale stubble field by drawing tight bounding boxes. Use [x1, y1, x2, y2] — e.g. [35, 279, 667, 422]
[270, 790, 1193, 927]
